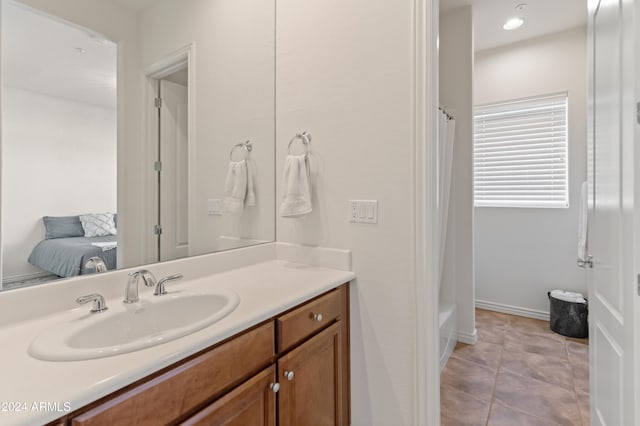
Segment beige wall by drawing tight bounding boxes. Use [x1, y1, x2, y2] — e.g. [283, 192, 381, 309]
[140, 0, 275, 256]
[276, 0, 418, 423]
[474, 27, 588, 315]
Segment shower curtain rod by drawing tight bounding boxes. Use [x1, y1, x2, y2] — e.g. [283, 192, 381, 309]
[438, 106, 455, 121]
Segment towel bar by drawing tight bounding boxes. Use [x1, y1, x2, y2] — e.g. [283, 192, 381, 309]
[288, 132, 311, 156]
[229, 140, 252, 161]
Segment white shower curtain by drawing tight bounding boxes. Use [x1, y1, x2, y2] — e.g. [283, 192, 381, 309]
[438, 109, 456, 283]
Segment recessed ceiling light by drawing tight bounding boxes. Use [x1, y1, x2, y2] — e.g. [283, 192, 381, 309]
[74, 47, 87, 54]
[515, 3, 527, 11]
[503, 17, 524, 30]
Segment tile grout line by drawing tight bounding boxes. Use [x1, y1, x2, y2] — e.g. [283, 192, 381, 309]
[485, 313, 584, 425]
[484, 322, 508, 425]
[563, 338, 591, 426]
[564, 336, 589, 426]
[446, 311, 589, 425]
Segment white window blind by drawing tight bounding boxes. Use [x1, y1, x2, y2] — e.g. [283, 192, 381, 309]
[474, 93, 569, 208]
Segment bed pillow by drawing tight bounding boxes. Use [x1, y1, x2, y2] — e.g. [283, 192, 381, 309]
[43, 216, 85, 239]
[79, 213, 117, 237]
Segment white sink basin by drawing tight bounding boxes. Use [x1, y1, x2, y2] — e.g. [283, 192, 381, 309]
[28, 290, 240, 361]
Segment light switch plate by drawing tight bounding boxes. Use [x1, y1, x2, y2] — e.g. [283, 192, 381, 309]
[349, 200, 378, 224]
[207, 198, 223, 216]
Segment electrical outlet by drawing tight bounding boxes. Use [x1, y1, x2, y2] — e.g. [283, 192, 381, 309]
[348, 200, 378, 224]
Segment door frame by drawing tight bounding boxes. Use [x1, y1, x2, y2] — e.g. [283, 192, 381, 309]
[625, 0, 640, 422]
[414, 0, 441, 424]
[143, 43, 196, 264]
[634, 0, 640, 421]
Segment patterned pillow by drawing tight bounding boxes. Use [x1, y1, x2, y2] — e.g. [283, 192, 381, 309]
[79, 213, 117, 237]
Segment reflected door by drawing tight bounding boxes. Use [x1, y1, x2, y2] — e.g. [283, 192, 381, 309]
[159, 79, 189, 261]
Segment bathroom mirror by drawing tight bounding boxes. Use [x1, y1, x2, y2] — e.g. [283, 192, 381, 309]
[0, 0, 276, 290]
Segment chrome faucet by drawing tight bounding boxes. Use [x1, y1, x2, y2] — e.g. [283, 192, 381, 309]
[153, 274, 183, 296]
[76, 294, 108, 313]
[86, 256, 108, 273]
[124, 269, 157, 303]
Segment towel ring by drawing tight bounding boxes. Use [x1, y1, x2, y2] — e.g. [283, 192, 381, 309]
[288, 132, 311, 156]
[229, 140, 252, 161]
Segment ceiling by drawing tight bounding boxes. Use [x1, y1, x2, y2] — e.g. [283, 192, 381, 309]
[441, 0, 588, 51]
[1, 1, 117, 109]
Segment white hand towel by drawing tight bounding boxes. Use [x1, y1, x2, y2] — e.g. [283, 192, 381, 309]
[280, 154, 312, 217]
[91, 242, 117, 252]
[246, 160, 255, 207]
[577, 181, 588, 260]
[224, 160, 252, 214]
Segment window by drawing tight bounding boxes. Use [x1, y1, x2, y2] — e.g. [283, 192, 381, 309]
[473, 93, 569, 208]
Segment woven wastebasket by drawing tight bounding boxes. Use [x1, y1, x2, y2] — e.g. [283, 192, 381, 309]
[548, 291, 588, 338]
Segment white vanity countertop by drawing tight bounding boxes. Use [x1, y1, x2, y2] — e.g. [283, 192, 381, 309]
[0, 259, 355, 426]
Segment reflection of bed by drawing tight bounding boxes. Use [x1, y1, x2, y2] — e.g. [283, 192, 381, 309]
[28, 235, 117, 278]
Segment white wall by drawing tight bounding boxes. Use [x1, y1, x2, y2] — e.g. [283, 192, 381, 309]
[140, 0, 275, 257]
[439, 6, 476, 341]
[474, 27, 588, 315]
[1, 88, 116, 279]
[276, 0, 417, 423]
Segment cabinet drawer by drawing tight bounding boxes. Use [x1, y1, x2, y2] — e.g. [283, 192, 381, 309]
[277, 289, 341, 353]
[71, 322, 274, 426]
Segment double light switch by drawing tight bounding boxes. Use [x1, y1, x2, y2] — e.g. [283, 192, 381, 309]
[349, 200, 378, 224]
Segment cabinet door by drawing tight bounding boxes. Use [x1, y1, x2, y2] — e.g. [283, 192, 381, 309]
[278, 323, 342, 426]
[181, 365, 276, 426]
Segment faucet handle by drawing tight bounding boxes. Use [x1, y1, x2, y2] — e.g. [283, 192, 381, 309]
[76, 294, 108, 313]
[154, 274, 184, 296]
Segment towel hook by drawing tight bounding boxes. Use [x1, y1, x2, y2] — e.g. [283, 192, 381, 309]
[287, 132, 311, 156]
[229, 140, 252, 161]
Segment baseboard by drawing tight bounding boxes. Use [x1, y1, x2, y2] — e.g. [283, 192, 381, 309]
[457, 329, 478, 345]
[475, 299, 550, 321]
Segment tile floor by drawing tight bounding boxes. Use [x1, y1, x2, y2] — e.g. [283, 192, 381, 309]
[441, 309, 589, 426]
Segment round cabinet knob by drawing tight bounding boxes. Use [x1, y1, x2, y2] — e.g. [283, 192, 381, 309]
[284, 370, 294, 381]
[270, 382, 280, 393]
[313, 313, 323, 322]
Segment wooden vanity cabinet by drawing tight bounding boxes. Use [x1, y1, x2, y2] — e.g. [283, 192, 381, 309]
[56, 283, 349, 426]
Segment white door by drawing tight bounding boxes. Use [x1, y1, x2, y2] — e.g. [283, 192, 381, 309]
[588, 0, 638, 424]
[159, 79, 189, 261]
